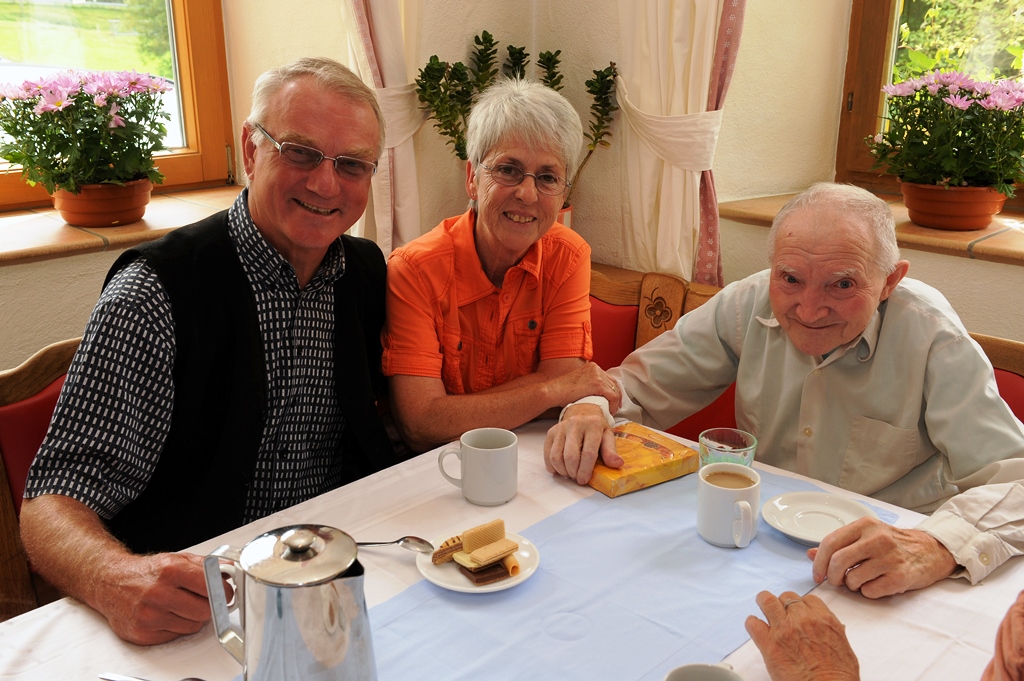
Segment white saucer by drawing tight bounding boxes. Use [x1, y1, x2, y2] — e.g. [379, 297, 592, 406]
[762, 492, 879, 546]
[416, 532, 540, 593]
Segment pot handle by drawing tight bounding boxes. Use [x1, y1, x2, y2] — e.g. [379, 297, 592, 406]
[204, 544, 244, 665]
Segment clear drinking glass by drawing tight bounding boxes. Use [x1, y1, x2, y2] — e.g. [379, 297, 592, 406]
[698, 428, 757, 467]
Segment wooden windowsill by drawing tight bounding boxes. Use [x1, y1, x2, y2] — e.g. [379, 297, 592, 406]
[0, 185, 243, 266]
[719, 193, 1024, 267]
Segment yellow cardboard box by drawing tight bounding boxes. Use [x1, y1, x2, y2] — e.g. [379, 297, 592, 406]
[588, 421, 700, 498]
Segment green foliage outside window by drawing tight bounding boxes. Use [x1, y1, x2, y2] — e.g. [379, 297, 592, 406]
[895, 0, 1024, 79]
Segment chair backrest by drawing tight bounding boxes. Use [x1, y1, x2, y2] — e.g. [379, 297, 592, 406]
[970, 332, 1024, 421]
[589, 264, 734, 441]
[0, 337, 80, 620]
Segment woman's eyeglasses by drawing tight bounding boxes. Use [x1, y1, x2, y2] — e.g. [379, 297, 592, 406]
[480, 163, 570, 195]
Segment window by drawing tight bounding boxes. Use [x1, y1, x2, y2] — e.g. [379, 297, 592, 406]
[0, 0, 233, 210]
[835, 0, 1024, 208]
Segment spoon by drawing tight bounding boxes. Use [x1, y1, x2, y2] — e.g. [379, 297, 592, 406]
[357, 536, 434, 553]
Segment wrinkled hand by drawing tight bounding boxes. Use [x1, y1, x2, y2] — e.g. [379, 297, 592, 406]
[745, 590, 860, 681]
[94, 551, 230, 645]
[546, 362, 622, 413]
[808, 517, 957, 599]
[544, 403, 622, 485]
[983, 589, 1024, 681]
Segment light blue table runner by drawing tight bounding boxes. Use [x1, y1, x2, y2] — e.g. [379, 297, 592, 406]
[370, 470, 895, 680]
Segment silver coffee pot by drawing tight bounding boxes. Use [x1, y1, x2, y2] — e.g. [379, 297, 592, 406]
[203, 524, 377, 680]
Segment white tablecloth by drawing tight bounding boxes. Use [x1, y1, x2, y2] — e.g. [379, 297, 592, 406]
[0, 421, 1018, 680]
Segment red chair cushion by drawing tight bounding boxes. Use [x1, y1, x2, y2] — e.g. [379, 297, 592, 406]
[590, 296, 638, 371]
[667, 383, 738, 442]
[0, 375, 65, 514]
[995, 368, 1024, 422]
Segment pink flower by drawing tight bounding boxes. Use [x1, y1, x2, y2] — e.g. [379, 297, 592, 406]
[927, 83, 942, 96]
[873, 133, 884, 144]
[93, 93, 108, 107]
[942, 93, 973, 110]
[32, 88, 75, 114]
[107, 101, 125, 128]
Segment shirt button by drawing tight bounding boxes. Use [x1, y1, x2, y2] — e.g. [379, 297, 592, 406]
[980, 553, 991, 565]
[803, 427, 812, 437]
[813, 369, 822, 376]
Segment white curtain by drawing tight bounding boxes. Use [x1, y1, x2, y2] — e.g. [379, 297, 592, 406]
[342, 0, 426, 256]
[617, 0, 725, 280]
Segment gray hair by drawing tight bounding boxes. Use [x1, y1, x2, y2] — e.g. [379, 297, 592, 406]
[466, 78, 582, 206]
[767, 182, 901, 275]
[247, 57, 385, 158]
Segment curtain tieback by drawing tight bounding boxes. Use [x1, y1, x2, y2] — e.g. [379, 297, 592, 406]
[616, 76, 723, 172]
[375, 83, 427, 150]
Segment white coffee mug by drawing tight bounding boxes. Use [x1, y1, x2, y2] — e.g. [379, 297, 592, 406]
[438, 428, 518, 506]
[663, 662, 743, 681]
[697, 462, 760, 548]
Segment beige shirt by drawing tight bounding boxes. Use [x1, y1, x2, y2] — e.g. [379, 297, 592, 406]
[612, 270, 1024, 582]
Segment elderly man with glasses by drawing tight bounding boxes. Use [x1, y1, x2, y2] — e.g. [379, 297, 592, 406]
[381, 78, 620, 452]
[20, 57, 397, 645]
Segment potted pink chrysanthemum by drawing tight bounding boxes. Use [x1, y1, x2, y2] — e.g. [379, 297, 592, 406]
[0, 69, 172, 227]
[864, 69, 1024, 230]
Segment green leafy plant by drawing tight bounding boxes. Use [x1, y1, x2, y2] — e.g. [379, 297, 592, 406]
[864, 67, 1024, 197]
[415, 31, 618, 208]
[0, 69, 170, 195]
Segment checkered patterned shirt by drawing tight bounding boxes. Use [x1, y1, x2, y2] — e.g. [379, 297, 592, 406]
[25, 190, 350, 523]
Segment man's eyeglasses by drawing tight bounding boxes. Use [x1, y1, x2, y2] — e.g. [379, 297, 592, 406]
[254, 123, 377, 180]
[480, 163, 570, 196]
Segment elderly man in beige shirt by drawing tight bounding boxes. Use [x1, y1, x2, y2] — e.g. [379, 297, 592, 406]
[546, 182, 1024, 598]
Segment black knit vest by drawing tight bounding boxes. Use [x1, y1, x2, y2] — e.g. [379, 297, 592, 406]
[101, 210, 396, 553]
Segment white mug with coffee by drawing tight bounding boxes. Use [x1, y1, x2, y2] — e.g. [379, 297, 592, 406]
[697, 462, 760, 548]
[438, 427, 518, 506]
[663, 662, 743, 681]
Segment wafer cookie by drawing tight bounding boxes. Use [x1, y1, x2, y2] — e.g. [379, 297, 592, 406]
[459, 562, 511, 585]
[469, 537, 518, 566]
[430, 535, 463, 565]
[462, 519, 505, 553]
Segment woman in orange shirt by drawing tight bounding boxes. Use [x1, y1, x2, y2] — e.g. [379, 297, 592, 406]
[382, 78, 620, 452]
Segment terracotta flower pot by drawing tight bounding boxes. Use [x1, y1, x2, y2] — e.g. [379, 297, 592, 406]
[899, 182, 1007, 231]
[51, 178, 153, 228]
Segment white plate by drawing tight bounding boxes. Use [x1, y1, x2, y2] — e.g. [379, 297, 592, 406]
[762, 492, 879, 546]
[416, 532, 540, 593]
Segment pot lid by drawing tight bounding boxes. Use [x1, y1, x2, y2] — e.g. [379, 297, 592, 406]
[239, 525, 357, 587]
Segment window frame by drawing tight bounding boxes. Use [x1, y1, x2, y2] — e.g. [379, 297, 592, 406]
[0, 0, 235, 211]
[835, 0, 1024, 210]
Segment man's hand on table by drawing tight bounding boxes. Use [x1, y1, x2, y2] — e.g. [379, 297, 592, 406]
[983, 589, 1024, 681]
[95, 551, 231, 645]
[809, 517, 957, 598]
[544, 403, 623, 485]
[745, 590, 860, 681]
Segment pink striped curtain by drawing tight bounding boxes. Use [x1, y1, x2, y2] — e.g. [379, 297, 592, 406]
[694, 0, 747, 287]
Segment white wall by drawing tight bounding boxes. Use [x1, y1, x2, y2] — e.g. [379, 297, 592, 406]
[3, 0, 1022, 371]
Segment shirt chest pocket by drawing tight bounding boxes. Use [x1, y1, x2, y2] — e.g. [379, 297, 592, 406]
[512, 318, 542, 375]
[441, 333, 468, 395]
[839, 414, 921, 496]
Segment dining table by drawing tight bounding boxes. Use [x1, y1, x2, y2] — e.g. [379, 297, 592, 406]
[1, 420, 1020, 681]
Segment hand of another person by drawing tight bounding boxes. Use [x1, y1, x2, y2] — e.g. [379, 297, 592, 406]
[983, 589, 1024, 681]
[808, 517, 957, 599]
[94, 551, 230, 645]
[544, 361, 622, 413]
[544, 403, 622, 485]
[745, 590, 860, 681]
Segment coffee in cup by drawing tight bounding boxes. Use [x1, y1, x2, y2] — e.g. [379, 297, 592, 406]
[697, 462, 760, 548]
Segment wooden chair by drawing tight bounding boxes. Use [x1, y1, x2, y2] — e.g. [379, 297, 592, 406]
[971, 332, 1024, 421]
[589, 264, 735, 440]
[0, 337, 79, 620]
